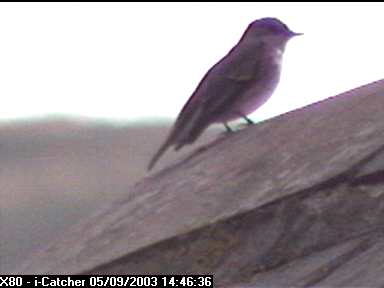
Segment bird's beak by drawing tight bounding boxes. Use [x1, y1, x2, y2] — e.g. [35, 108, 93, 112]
[292, 32, 303, 37]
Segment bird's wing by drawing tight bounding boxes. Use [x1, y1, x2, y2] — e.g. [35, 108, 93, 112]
[172, 42, 266, 143]
[182, 42, 265, 115]
[196, 42, 266, 117]
[147, 42, 265, 170]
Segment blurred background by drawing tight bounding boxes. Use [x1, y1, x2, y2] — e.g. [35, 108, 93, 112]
[1, 2, 384, 273]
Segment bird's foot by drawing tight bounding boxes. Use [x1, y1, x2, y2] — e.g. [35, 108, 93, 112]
[224, 123, 233, 132]
[242, 115, 254, 125]
[220, 123, 234, 136]
[235, 115, 255, 129]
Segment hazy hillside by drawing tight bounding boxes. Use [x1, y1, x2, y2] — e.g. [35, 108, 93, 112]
[0, 117, 220, 273]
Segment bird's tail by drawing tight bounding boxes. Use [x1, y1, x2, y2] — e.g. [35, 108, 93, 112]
[147, 135, 173, 171]
[147, 106, 207, 171]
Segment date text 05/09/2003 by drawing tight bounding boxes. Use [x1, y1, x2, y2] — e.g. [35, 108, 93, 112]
[0, 275, 213, 288]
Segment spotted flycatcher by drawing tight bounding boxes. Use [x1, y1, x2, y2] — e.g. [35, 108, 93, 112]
[148, 18, 302, 170]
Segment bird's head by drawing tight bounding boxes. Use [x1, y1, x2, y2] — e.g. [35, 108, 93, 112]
[242, 18, 302, 47]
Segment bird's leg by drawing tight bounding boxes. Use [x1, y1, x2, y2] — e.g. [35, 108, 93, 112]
[224, 122, 233, 133]
[235, 112, 254, 129]
[242, 115, 254, 125]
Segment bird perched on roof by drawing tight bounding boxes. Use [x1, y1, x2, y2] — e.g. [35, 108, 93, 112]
[148, 17, 302, 170]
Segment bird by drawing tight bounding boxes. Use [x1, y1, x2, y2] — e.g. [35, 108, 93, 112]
[148, 17, 302, 170]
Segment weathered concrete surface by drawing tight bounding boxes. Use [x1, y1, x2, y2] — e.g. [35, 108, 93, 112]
[15, 79, 384, 287]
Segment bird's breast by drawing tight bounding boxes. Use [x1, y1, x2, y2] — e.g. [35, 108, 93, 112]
[230, 52, 282, 119]
[273, 48, 283, 67]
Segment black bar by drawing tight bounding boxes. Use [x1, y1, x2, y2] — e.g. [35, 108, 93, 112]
[0, 275, 213, 288]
